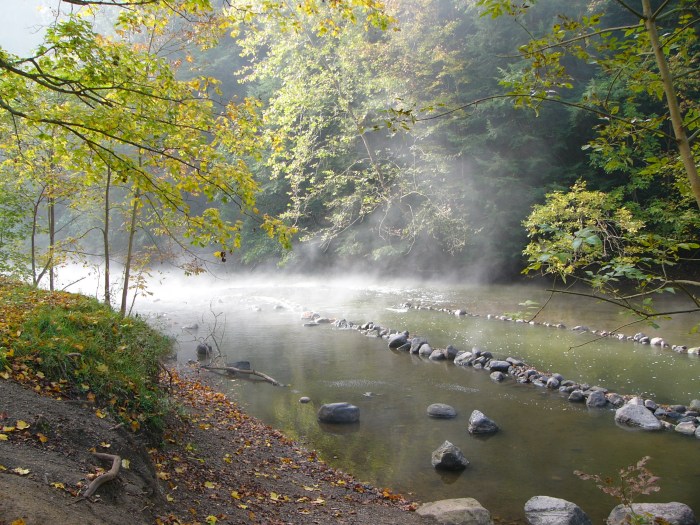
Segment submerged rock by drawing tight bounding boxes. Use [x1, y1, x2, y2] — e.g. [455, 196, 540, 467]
[524, 496, 592, 525]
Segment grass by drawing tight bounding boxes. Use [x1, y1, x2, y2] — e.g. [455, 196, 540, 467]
[0, 276, 174, 436]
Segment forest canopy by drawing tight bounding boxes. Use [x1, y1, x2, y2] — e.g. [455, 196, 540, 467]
[0, 0, 698, 318]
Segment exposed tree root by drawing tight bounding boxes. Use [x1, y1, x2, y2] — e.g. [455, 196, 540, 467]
[84, 453, 121, 498]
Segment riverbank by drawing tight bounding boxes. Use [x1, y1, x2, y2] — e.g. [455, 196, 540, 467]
[0, 367, 423, 524]
[0, 278, 422, 524]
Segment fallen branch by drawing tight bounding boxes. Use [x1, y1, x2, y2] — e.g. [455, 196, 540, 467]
[201, 365, 281, 386]
[84, 453, 121, 498]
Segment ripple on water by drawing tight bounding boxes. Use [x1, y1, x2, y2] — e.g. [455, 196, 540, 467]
[436, 383, 479, 393]
[320, 379, 390, 389]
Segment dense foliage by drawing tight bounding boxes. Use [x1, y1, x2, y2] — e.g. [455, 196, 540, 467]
[0, 0, 698, 318]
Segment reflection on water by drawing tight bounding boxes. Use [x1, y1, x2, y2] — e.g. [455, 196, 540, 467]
[127, 274, 700, 523]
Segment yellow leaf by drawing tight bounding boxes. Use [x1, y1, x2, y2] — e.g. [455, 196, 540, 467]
[205, 516, 217, 525]
[12, 467, 30, 475]
[121, 459, 130, 469]
[96, 363, 108, 373]
[175, 466, 186, 474]
[2, 426, 15, 432]
[35, 371, 45, 379]
[269, 492, 279, 501]
[36, 433, 48, 443]
[230, 490, 241, 500]
[51, 482, 65, 489]
[16, 421, 30, 430]
[156, 471, 170, 480]
[11, 519, 26, 525]
[0, 371, 10, 380]
[237, 504, 248, 510]
[95, 409, 106, 419]
[166, 494, 175, 502]
[204, 481, 216, 489]
[100, 442, 111, 448]
[0, 434, 7, 441]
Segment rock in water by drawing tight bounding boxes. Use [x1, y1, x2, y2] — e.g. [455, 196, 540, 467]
[468, 410, 499, 435]
[431, 441, 469, 471]
[317, 402, 360, 424]
[614, 403, 662, 431]
[524, 496, 592, 525]
[427, 403, 457, 419]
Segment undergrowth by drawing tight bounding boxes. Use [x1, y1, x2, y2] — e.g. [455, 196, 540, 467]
[0, 276, 173, 436]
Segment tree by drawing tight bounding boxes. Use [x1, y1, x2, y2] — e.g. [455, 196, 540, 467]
[476, 0, 700, 325]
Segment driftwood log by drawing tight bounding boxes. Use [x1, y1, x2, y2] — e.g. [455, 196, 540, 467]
[84, 453, 121, 498]
[201, 365, 280, 386]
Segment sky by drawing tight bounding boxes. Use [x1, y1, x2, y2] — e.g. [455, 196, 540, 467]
[0, 0, 56, 55]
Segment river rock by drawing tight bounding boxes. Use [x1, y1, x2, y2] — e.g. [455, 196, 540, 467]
[674, 421, 697, 436]
[586, 390, 608, 408]
[468, 410, 499, 435]
[428, 403, 457, 419]
[490, 371, 505, 382]
[299, 396, 311, 404]
[614, 403, 662, 431]
[431, 440, 470, 471]
[196, 342, 212, 356]
[606, 393, 625, 407]
[388, 332, 409, 348]
[546, 377, 560, 389]
[607, 502, 697, 525]
[317, 402, 359, 424]
[568, 390, 585, 403]
[430, 349, 446, 361]
[488, 360, 511, 373]
[454, 351, 472, 366]
[416, 498, 493, 525]
[689, 399, 700, 411]
[444, 345, 459, 360]
[524, 496, 592, 525]
[410, 337, 429, 354]
[419, 344, 434, 357]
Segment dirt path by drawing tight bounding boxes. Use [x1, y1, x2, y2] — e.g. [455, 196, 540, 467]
[0, 368, 426, 525]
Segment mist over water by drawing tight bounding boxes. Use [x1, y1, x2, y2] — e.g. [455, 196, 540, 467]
[57, 268, 700, 522]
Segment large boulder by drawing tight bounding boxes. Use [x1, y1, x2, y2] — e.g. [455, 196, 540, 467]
[468, 410, 499, 435]
[524, 496, 592, 525]
[416, 498, 493, 525]
[431, 441, 469, 471]
[614, 403, 663, 431]
[317, 402, 360, 424]
[607, 502, 697, 525]
[586, 390, 608, 408]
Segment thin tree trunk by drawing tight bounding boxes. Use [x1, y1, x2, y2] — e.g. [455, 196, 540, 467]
[642, 0, 700, 209]
[103, 167, 111, 306]
[120, 187, 141, 317]
[48, 191, 55, 291]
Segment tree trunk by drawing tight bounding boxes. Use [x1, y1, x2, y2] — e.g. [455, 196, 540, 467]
[120, 187, 141, 317]
[103, 167, 111, 306]
[642, 0, 700, 209]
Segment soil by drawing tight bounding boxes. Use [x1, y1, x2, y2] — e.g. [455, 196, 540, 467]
[0, 366, 427, 525]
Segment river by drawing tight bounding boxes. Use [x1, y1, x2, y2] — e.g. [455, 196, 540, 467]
[76, 271, 700, 523]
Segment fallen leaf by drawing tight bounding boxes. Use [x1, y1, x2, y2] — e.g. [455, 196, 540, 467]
[95, 409, 106, 419]
[204, 481, 217, 489]
[121, 459, 130, 469]
[2, 426, 15, 432]
[230, 491, 241, 500]
[100, 441, 111, 448]
[51, 482, 65, 489]
[205, 516, 217, 525]
[156, 471, 171, 480]
[12, 467, 30, 476]
[166, 494, 175, 502]
[0, 434, 7, 441]
[36, 433, 48, 443]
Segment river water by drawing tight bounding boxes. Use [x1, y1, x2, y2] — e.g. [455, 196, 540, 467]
[122, 273, 699, 523]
